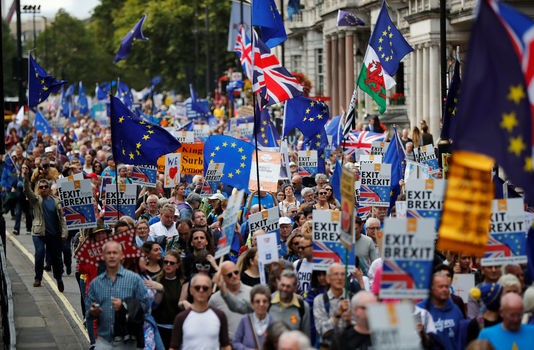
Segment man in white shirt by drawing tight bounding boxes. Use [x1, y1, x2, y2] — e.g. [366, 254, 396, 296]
[149, 203, 178, 239]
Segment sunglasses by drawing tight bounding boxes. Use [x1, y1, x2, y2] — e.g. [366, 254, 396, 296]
[195, 263, 211, 271]
[225, 270, 239, 278]
[163, 260, 177, 266]
[318, 192, 327, 195]
[193, 285, 210, 292]
[297, 244, 313, 251]
[324, 188, 333, 191]
[39, 185, 49, 189]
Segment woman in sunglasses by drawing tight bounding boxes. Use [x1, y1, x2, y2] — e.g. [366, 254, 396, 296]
[323, 184, 340, 209]
[152, 250, 185, 349]
[313, 188, 336, 210]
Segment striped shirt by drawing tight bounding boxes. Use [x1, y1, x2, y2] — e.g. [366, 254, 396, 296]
[86, 267, 149, 342]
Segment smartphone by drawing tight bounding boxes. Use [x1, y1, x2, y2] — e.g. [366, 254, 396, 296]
[355, 257, 360, 269]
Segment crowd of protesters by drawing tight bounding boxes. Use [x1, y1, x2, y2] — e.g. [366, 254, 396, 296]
[3, 104, 534, 350]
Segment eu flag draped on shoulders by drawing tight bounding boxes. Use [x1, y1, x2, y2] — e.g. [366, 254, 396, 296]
[283, 96, 329, 139]
[252, 0, 286, 48]
[203, 135, 254, 192]
[383, 128, 405, 211]
[113, 14, 149, 63]
[28, 55, 66, 108]
[109, 96, 181, 166]
[451, 0, 534, 206]
[357, 0, 413, 114]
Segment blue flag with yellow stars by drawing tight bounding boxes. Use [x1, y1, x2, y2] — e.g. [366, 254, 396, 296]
[203, 135, 254, 192]
[28, 55, 66, 108]
[453, 0, 534, 206]
[252, 0, 287, 48]
[284, 96, 330, 139]
[109, 96, 181, 166]
[303, 129, 328, 174]
[34, 110, 51, 135]
[114, 14, 149, 63]
[116, 81, 134, 110]
[383, 128, 406, 211]
[440, 60, 461, 141]
[255, 107, 280, 147]
[78, 81, 89, 115]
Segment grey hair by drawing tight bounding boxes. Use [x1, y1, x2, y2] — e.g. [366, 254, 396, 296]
[280, 269, 298, 286]
[278, 330, 312, 350]
[365, 217, 380, 228]
[301, 187, 314, 197]
[315, 173, 328, 182]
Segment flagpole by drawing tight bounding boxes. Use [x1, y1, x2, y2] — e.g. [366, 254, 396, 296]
[109, 93, 121, 223]
[250, 19, 262, 208]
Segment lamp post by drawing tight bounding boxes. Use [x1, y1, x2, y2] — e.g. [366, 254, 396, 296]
[21, 4, 41, 48]
[40, 16, 48, 67]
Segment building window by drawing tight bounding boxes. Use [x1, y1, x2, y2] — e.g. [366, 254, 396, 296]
[315, 48, 324, 96]
[291, 55, 302, 71]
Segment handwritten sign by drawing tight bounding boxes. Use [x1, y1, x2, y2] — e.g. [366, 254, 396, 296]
[164, 153, 181, 188]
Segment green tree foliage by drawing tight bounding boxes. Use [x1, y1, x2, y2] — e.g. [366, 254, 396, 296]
[2, 20, 18, 96]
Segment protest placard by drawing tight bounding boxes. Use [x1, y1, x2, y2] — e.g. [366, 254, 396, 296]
[406, 178, 445, 232]
[414, 144, 439, 175]
[173, 130, 194, 144]
[103, 183, 137, 224]
[297, 150, 318, 175]
[249, 151, 281, 193]
[193, 124, 210, 141]
[404, 161, 430, 182]
[359, 154, 382, 164]
[371, 141, 390, 156]
[481, 198, 527, 266]
[312, 210, 355, 271]
[179, 143, 204, 175]
[130, 165, 157, 187]
[249, 206, 280, 235]
[75, 228, 143, 266]
[340, 167, 355, 249]
[359, 162, 392, 208]
[164, 153, 181, 188]
[58, 178, 97, 230]
[215, 189, 245, 259]
[452, 274, 475, 303]
[380, 217, 435, 299]
[368, 302, 420, 350]
[256, 232, 279, 284]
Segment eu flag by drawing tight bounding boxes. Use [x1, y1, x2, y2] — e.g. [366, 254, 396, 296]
[116, 81, 134, 110]
[113, 14, 149, 63]
[78, 81, 89, 115]
[440, 60, 461, 141]
[203, 135, 254, 192]
[330, 159, 342, 202]
[255, 107, 280, 147]
[287, 0, 300, 21]
[28, 55, 66, 108]
[383, 128, 405, 210]
[453, 0, 534, 206]
[304, 129, 328, 174]
[325, 114, 343, 148]
[96, 82, 113, 100]
[283, 96, 330, 139]
[110, 96, 181, 166]
[252, 0, 287, 48]
[189, 84, 209, 115]
[34, 110, 52, 135]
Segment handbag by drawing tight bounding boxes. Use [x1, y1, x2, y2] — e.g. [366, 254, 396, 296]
[248, 314, 261, 350]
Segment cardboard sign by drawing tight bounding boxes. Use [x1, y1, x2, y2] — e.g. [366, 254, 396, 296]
[404, 161, 430, 182]
[193, 124, 210, 141]
[406, 179, 445, 232]
[215, 189, 245, 259]
[380, 218, 436, 299]
[249, 151, 280, 193]
[452, 274, 475, 303]
[173, 130, 195, 144]
[359, 162, 392, 208]
[248, 207, 280, 234]
[371, 141, 390, 156]
[164, 153, 181, 188]
[297, 150, 318, 175]
[368, 302, 420, 350]
[257, 232, 280, 284]
[75, 228, 143, 266]
[414, 144, 439, 175]
[58, 178, 97, 230]
[103, 184, 137, 224]
[130, 165, 157, 188]
[359, 154, 383, 164]
[312, 210, 355, 271]
[481, 198, 527, 266]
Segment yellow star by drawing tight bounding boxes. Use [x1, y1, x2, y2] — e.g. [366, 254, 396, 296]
[231, 142, 236, 148]
[235, 169, 241, 175]
[136, 150, 141, 156]
[240, 162, 246, 168]
[508, 84, 525, 104]
[222, 142, 228, 147]
[122, 149, 126, 155]
[261, 133, 266, 138]
[41, 79, 45, 84]
[146, 125, 152, 129]
[317, 114, 323, 119]
[238, 147, 243, 153]
[305, 108, 310, 114]
[143, 134, 150, 140]
[241, 155, 247, 160]
[388, 25, 391, 31]
[389, 33, 393, 38]
[263, 121, 267, 125]
[148, 130, 154, 134]
[316, 141, 321, 146]
[381, 53, 385, 59]
[310, 101, 315, 107]
[508, 136, 526, 156]
[136, 142, 141, 148]
[303, 117, 307, 122]
[525, 157, 533, 172]
[140, 121, 146, 124]
[215, 146, 220, 151]
[382, 30, 387, 36]
[500, 112, 518, 132]
[209, 159, 214, 164]
[228, 173, 234, 178]
[129, 152, 135, 160]
[119, 116, 124, 123]
[379, 37, 383, 43]
[309, 117, 314, 122]
[260, 127, 265, 132]
[42, 86, 48, 91]
[378, 45, 382, 52]
[385, 57, 390, 62]
[210, 152, 215, 157]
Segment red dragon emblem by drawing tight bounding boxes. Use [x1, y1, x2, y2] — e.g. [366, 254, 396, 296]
[364, 60, 386, 98]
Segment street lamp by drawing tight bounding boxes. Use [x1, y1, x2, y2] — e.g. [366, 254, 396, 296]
[21, 4, 41, 48]
[40, 16, 48, 67]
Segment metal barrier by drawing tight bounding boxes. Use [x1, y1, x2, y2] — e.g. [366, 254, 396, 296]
[0, 218, 16, 350]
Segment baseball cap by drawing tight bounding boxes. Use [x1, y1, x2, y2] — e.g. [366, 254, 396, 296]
[279, 217, 292, 225]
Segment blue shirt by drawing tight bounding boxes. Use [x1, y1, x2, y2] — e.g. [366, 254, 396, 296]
[478, 323, 534, 350]
[86, 267, 149, 342]
[416, 298, 464, 350]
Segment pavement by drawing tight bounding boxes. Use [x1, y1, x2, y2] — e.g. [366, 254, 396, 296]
[5, 215, 89, 349]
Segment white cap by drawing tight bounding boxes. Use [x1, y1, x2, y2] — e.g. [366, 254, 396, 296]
[279, 217, 292, 225]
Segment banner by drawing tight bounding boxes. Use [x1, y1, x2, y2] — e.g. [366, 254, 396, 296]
[371, 141, 390, 156]
[103, 183, 137, 224]
[58, 178, 97, 230]
[368, 302, 420, 350]
[249, 206, 280, 234]
[359, 154, 382, 164]
[340, 167, 355, 249]
[249, 151, 281, 193]
[481, 198, 527, 266]
[179, 143, 204, 175]
[164, 153, 181, 188]
[414, 144, 439, 176]
[451, 274, 475, 303]
[359, 162, 392, 208]
[380, 217, 435, 299]
[312, 210, 355, 271]
[75, 228, 143, 266]
[257, 232, 279, 284]
[297, 150, 318, 175]
[173, 130, 194, 144]
[216, 189, 245, 259]
[130, 165, 157, 188]
[193, 124, 210, 141]
[406, 179, 445, 232]
[204, 162, 224, 196]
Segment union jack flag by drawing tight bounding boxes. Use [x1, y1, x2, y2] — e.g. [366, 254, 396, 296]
[381, 260, 415, 289]
[343, 131, 386, 160]
[312, 241, 342, 267]
[483, 236, 513, 258]
[234, 25, 253, 80]
[64, 207, 87, 225]
[130, 166, 157, 186]
[358, 185, 381, 219]
[252, 30, 303, 109]
[103, 204, 124, 223]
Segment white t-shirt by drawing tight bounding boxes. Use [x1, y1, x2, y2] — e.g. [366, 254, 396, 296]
[293, 258, 314, 295]
[149, 221, 178, 238]
[182, 309, 222, 350]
